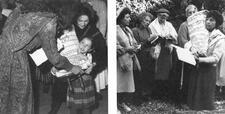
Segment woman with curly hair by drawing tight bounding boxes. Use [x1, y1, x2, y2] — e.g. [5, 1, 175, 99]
[187, 10, 225, 110]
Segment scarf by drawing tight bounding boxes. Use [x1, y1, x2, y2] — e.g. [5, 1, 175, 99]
[209, 29, 225, 87]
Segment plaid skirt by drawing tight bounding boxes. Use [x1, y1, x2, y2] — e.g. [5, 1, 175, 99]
[67, 74, 96, 109]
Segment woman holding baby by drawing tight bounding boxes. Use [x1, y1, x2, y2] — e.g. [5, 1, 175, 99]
[49, 2, 107, 114]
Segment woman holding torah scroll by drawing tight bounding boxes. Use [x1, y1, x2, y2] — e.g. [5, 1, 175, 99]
[0, 1, 84, 114]
[187, 10, 225, 110]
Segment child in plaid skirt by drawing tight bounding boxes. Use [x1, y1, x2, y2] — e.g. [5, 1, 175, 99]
[51, 29, 96, 114]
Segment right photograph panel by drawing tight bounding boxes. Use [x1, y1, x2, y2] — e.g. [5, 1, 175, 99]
[116, 0, 225, 113]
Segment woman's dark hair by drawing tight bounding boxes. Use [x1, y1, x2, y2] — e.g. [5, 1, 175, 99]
[116, 7, 131, 25]
[73, 2, 98, 27]
[206, 10, 224, 28]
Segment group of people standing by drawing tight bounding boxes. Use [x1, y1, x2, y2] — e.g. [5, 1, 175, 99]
[117, 3, 225, 113]
[0, 0, 107, 114]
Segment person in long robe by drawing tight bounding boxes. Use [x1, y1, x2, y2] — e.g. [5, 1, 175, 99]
[177, 4, 198, 104]
[0, 1, 84, 114]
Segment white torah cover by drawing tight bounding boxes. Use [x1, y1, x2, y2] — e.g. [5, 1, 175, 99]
[187, 10, 209, 54]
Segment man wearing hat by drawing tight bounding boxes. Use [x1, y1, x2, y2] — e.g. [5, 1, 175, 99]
[149, 8, 177, 97]
[149, 8, 177, 43]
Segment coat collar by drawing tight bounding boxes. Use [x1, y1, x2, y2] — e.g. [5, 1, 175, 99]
[208, 29, 225, 47]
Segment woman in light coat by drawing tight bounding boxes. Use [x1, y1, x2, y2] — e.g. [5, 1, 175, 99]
[117, 7, 140, 112]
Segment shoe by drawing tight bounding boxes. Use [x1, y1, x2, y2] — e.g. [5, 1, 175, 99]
[121, 103, 132, 112]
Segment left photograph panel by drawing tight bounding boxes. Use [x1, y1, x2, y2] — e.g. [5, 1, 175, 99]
[0, 0, 108, 114]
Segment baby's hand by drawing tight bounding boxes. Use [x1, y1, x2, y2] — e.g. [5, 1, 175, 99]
[85, 63, 96, 74]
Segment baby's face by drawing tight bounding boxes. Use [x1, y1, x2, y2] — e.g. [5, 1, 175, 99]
[79, 38, 92, 54]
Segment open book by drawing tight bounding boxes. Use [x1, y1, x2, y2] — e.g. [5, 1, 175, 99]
[171, 45, 196, 66]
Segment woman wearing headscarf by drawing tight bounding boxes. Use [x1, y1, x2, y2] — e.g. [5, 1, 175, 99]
[132, 12, 157, 97]
[117, 7, 140, 112]
[0, 1, 84, 114]
[187, 10, 225, 110]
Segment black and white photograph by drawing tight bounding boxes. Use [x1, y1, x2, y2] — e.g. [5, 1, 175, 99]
[0, 0, 108, 114]
[116, 0, 225, 113]
[2, 0, 225, 113]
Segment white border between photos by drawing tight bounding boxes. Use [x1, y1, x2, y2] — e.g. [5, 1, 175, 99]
[108, 0, 117, 114]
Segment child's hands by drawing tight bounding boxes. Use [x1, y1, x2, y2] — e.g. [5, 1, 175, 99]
[85, 63, 96, 74]
[70, 65, 84, 75]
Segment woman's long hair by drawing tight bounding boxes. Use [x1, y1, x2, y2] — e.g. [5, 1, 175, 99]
[72, 2, 98, 27]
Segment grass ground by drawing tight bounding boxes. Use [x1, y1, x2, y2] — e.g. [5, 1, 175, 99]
[118, 87, 225, 114]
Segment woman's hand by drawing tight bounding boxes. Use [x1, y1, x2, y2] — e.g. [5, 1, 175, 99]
[165, 35, 175, 44]
[126, 47, 137, 54]
[194, 55, 200, 68]
[194, 54, 199, 61]
[197, 51, 207, 57]
[121, 63, 129, 72]
[148, 34, 158, 42]
[70, 65, 84, 75]
[50, 67, 58, 75]
[165, 35, 173, 40]
[117, 48, 126, 56]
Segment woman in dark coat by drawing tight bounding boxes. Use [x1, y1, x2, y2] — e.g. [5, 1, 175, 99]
[49, 3, 107, 114]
